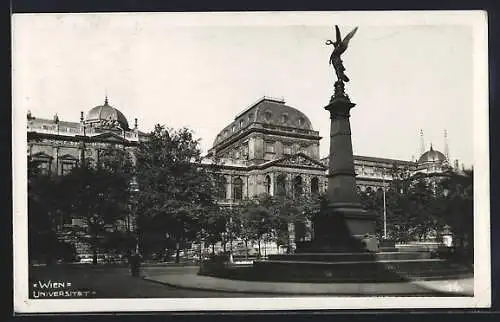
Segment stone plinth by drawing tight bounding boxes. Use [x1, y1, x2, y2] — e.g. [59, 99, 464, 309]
[308, 93, 377, 251]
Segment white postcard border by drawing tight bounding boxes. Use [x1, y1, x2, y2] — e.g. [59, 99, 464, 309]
[12, 10, 491, 313]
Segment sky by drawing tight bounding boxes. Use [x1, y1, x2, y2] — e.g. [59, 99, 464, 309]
[12, 12, 483, 167]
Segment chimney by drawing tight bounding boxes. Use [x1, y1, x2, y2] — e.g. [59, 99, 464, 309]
[134, 118, 138, 130]
[454, 159, 459, 170]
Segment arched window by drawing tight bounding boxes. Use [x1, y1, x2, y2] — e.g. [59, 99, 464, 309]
[276, 174, 287, 197]
[264, 111, 272, 122]
[311, 177, 319, 195]
[217, 176, 228, 200]
[366, 187, 373, 194]
[233, 177, 243, 201]
[377, 187, 384, 194]
[293, 176, 303, 197]
[265, 175, 272, 195]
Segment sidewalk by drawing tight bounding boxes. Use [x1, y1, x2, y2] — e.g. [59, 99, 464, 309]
[142, 267, 474, 296]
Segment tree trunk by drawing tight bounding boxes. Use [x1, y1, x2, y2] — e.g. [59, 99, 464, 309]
[258, 239, 261, 258]
[92, 248, 98, 265]
[92, 235, 98, 265]
[245, 240, 248, 260]
[212, 243, 215, 254]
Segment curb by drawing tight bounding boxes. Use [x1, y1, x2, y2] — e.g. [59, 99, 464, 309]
[141, 275, 467, 297]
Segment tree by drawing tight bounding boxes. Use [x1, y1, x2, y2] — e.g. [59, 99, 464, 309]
[135, 125, 219, 262]
[55, 163, 131, 264]
[239, 195, 275, 257]
[358, 173, 440, 242]
[436, 169, 474, 255]
[27, 157, 61, 263]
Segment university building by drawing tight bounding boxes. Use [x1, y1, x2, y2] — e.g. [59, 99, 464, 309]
[206, 97, 460, 203]
[27, 96, 464, 254]
[27, 97, 147, 177]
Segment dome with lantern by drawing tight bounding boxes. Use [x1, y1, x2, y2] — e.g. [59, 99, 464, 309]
[416, 144, 450, 174]
[86, 97, 130, 130]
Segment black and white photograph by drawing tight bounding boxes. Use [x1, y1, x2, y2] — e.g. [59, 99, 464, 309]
[12, 11, 490, 312]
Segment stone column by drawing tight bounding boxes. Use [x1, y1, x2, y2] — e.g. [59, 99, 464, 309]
[287, 222, 296, 253]
[304, 219, 313, 241]
[227, 175, 233, 200]
[318, 81, 377, 251]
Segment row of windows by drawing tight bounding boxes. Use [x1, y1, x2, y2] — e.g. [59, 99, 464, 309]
[217, 177, 244, 200]
[262, 110, 305, 127]
[219, 111, 308, 141]
[227, 144, 249, 160]
[265, 141, 308, 155]
[223, 113, 255, 138]
[270, 175, 320, 197]
[216, 175, 320, 201]
[35, 159, 77, 176]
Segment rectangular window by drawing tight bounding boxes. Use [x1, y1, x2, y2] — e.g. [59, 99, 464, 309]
[61, 162, 76, 175]
[38, 161, 50, 175]
[283, 145, 292, 155]
[265, 142, 275, 153]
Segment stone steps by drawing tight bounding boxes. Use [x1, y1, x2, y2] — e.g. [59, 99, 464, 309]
[258, 258, 442, 265]
[249, 255, 472, 282]
[268, 251, 431, 262]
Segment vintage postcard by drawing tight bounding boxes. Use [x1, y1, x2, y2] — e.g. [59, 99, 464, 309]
[12, 11, 490, 313]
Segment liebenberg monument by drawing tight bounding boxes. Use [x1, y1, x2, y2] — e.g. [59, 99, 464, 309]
[299, 25, 379, 253]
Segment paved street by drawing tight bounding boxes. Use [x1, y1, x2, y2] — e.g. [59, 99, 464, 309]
[29, 263, 473, 298]
[29, 264, 275, 298]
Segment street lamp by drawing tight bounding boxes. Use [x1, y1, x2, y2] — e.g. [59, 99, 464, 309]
[129, 177, 140, 255]
[382, 168, 387, 240]
[229, 214, 234, 263]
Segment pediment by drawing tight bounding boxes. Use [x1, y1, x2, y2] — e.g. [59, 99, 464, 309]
[267, 153, 327, 170]
[59, 154, 79, 161]
[91, 132, 127, 142]
[31, 152, 52, 159]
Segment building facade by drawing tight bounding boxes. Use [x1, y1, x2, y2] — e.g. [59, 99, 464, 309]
[208, 97, 460, 204]
[27, 97, 147, 177]
[27, 96, 465, 255]
[27, 98, 146, 255]
[207, 97, 327, 206]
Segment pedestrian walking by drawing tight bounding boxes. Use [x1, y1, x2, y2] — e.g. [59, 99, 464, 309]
[129, 252, 141, 277]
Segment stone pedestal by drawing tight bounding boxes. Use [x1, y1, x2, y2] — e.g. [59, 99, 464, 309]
[319, 92, 377, 249]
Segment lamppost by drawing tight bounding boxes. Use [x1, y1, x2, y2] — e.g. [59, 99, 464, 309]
[382, 168, 387, 239]
[129, 177, 140, 255]
[229, 211, 233, 263]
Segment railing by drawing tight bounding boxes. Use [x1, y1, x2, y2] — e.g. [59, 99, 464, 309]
[28, 125, 140, 141]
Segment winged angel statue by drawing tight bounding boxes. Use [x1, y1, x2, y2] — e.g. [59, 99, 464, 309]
[326, 25, 358, 83]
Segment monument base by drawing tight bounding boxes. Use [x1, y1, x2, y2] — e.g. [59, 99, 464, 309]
[299, 205, 378, 253]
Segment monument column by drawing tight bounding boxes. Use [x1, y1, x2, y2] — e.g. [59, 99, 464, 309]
[324, 81, 377, 241]
[309, 25, 377, 252]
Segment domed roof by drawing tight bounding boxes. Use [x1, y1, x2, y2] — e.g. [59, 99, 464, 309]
[418, 145, 447, 164]
[86, 97, 129, 130]
[213, 97, 315, 146]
